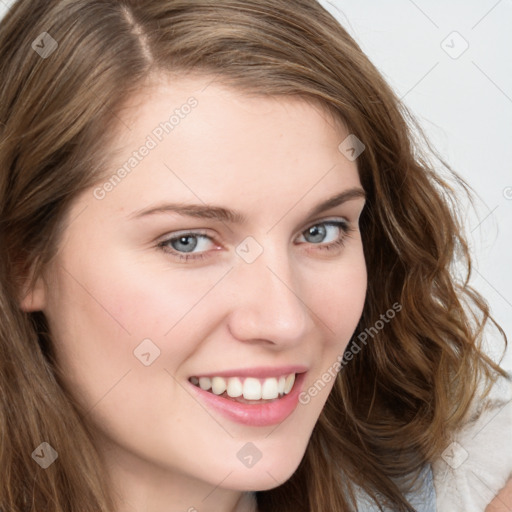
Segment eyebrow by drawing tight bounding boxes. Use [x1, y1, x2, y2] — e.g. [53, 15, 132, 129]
[128, 187, 366, 224]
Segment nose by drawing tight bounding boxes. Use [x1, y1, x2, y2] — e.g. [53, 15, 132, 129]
[225, 242, 310, 348]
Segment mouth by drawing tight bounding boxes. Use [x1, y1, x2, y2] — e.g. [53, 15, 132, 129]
[186, 366, 307, 426]
[188, 373, 296, 404]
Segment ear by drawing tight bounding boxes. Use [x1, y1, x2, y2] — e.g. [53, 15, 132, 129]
[19, 275, 47, 312]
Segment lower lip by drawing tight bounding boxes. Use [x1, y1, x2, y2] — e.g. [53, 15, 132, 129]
[188, 372, 306, 427]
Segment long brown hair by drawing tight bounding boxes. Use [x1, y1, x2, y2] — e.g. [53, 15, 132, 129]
[0, 1, 508, 510]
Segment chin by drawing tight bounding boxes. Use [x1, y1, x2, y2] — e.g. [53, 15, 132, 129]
[224, 457, 303, 492]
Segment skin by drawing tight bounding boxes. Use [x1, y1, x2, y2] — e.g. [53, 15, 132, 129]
[21, 75, 368, 512]
[485, 478, 512, 512]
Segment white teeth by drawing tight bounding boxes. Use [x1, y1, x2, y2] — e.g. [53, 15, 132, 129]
[211, 376, 227, 395]
[261, 377, 279, 399]
[284, 374, 295, 394]
[226, 377, 243, 398]
[243, 378, 261, 400]
[278, 376, 286, 395]
[199, 377, 211, 391]
[192, 373, 297, 400]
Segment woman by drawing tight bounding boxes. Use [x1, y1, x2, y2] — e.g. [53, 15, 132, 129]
[0, 1, 510, 511]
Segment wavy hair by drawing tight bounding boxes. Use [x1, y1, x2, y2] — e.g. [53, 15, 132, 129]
[0, 0, 508, 510]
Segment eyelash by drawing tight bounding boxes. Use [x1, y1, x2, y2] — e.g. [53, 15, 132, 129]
[156, 220, 354, 263]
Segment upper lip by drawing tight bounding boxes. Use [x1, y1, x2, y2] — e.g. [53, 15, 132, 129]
[189, 365, 308, 379]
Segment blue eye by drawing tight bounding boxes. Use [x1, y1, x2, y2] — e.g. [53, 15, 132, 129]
[157, 230, 214, 262]
[299, 220, 351, 247]
[157, 220, 353, 263]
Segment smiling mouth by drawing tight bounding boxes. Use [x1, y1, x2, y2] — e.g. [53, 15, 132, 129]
[188, 373, 296, 403]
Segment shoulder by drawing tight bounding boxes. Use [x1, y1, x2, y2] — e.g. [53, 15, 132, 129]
[432, 370, 512, 511]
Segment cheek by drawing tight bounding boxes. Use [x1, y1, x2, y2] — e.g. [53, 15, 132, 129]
[310, 249, 367, 344]
[102, 255, 232, 340]
[41, 251, 182, 399]
[44, 249, 230, 385]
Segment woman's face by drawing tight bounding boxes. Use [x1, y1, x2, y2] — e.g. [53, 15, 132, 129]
[24, 75, 367, 509]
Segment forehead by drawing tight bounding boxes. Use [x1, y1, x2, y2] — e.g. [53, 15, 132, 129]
[117, 73, 346, 133]
[83, 75, 362, 224]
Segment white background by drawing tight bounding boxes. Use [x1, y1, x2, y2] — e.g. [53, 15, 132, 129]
[1, 0, 511, 369]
